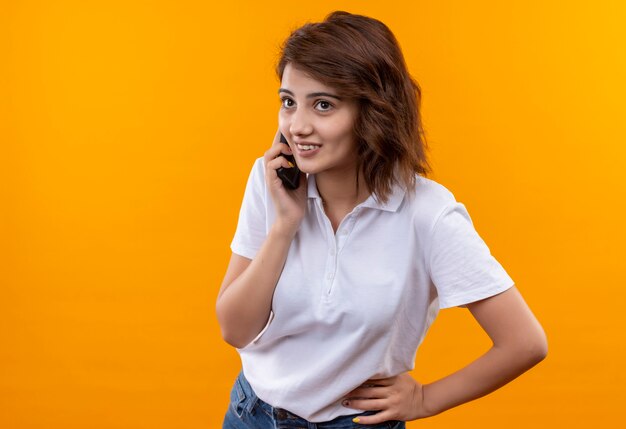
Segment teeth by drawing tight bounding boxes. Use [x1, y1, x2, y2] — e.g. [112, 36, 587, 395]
[297, 144, 319, 151]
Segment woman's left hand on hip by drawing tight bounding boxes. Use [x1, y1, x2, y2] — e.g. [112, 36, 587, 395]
[341, 372, 429, 424]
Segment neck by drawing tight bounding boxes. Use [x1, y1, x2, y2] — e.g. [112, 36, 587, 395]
[315, 165, 370, 210]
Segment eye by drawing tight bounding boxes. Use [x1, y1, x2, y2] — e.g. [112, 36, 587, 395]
[281, 97, 295, 109]
[314, 100, 333, 112]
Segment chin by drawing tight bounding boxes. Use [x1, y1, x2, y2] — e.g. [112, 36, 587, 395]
[293, 159, 319, 175]
[296, 166, 317, 175]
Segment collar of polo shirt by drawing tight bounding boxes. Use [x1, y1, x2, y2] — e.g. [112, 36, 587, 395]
[306, 173, 406, 212]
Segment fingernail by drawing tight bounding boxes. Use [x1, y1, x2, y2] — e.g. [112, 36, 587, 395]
[342, 400, 349, 407]
[287, 161, 294, 168]
[352, 417, 360, 423]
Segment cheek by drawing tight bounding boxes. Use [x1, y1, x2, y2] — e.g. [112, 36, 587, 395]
[334, 110, 356, 133]
[330, 122, 356, 151]
[278, 113, 290, 136]
[320, 117, 352, 142]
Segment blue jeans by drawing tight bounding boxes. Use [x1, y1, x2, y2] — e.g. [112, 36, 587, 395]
[223, 371, 405, 429]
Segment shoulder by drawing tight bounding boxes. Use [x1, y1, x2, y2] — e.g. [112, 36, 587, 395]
[401, 175, 460, 235]
[405, 175, 457, 214]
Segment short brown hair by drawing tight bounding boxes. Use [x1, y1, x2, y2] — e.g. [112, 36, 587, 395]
[276, 11, 431, 203]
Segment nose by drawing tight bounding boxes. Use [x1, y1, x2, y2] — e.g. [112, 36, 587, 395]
[289, 107, 313, 137]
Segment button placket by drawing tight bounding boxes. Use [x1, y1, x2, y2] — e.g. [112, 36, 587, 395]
[318, 204, 362, 298]
[335, 213, 357, 253]
[325, 240, 338, 295]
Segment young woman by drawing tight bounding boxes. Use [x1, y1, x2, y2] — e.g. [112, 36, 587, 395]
[217, 11, 547, 429]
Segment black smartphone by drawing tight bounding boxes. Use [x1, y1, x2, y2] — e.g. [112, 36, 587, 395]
[276, 133, 300, 189]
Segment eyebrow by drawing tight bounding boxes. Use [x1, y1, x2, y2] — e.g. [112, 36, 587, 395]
[278, 88, 343, 101]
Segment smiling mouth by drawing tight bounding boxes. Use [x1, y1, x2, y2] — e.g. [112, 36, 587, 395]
[296, 144, 321, 151]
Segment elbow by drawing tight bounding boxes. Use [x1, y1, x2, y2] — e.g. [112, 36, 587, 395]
[520, 328, 549, 367]
[219, 328, 251, 349]
[531, 323, 548, 362]
[531, 331, 548, 363]
[215, 305, 251, 349]
[499, 327, 548, 369]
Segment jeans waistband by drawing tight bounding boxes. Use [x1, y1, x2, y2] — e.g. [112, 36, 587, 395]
[233, 371, 401, 428]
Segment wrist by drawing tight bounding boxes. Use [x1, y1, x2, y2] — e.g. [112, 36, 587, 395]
[420, 383, 442, 418]
[271, 219, 300, 240]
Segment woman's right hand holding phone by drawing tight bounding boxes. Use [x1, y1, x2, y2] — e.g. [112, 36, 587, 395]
[264, 130, 307, 237]
[217, 131, 306, 349]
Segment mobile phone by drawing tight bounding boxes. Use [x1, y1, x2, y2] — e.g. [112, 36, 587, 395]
[276, 133, 300, 189]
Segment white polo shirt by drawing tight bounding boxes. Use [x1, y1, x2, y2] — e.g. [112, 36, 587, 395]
[230, 157, 514, 422]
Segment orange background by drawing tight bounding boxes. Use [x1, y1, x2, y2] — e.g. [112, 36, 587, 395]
[2, 1, 625, 428]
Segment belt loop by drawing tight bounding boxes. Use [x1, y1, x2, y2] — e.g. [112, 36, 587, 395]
[244, 393, 258, 413]
[239, 371, 259, 413]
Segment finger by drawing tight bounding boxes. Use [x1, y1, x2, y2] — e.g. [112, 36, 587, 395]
[274, 136, 293, 155]
[266, 155, 294, 173]
[264, 129, 286, 160]
[264, 142, 293, 163]
[264, 148, 293, 167]
[345, 387, 386, 399]
[264, 145, 283, 163]
[274, 130, 294, 155]
[352, 411, 397, 426]
[342, 397, 386, 411]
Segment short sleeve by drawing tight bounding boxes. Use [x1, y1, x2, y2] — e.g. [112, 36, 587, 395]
[427, 203, 514, 309]
[230, 158, 268, 259]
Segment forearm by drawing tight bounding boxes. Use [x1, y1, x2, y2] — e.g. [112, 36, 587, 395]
[422, 341, 547, 417]
[216, 223, 296, 348]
